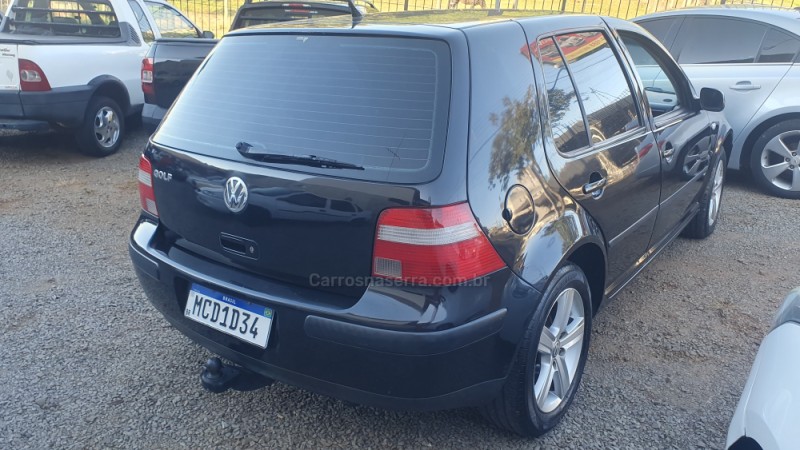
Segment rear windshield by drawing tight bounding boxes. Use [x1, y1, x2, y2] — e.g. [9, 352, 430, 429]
[233, 5, 350, 29]
[6, 0, 121, 37]
[153, 34, 451, 183]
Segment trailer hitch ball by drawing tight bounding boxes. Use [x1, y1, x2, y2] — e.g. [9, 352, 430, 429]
[200, 357, 274, 393]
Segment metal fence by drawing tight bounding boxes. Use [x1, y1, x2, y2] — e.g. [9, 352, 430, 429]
[170, 0, 800, 37]
[1, 0, 798, 37]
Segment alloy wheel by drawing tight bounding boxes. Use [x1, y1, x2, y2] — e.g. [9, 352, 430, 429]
[759, 130, 800, 193]
[94, 106, 120, 149]
[534, 287, 586, 414]
[708, 158, 724, 226]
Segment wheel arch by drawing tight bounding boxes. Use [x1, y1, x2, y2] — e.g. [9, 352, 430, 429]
[564, 240, 606, 315]
[88, 76, 132, 116]
[739, 112, 800, 170]
[722, 129, 733, 163]
[513, 202, 608, 315]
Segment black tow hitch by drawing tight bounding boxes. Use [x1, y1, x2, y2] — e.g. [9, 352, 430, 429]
[200, 357, 274, 393]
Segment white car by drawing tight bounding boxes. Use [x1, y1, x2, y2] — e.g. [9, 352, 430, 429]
[635, 7, 800, 199]
[727, 288, 800, 450]
[0, 0, 210, 156]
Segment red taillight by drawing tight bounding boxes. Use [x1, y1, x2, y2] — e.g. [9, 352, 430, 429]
[138, 155, 158, 217]
[141, 57, 154, 99]
[19, 59, 50, 92]
[372, 203, 505, 286]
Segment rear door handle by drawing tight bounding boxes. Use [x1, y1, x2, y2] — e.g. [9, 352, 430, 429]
[583, 176, 607, 196]
[730, 81, 761, 91]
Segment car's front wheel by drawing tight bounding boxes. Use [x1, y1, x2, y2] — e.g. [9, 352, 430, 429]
[75, 96, 125, 157]
[480, 263, 592, 437]
[750, 119, 800, 199]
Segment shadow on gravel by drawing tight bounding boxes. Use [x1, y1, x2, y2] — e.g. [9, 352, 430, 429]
[0, 120, 144, 165]
[725, 170, 752, 191]
[0, 130, 93, 164]
[231, 386, 531, 447]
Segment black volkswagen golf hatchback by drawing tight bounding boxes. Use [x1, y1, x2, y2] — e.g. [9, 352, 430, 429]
[130, 10, 730, 437]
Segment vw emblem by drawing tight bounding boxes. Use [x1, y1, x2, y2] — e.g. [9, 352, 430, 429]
[223, 177, 248, 213]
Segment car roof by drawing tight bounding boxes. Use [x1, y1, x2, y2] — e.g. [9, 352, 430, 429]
[226, 9, 573, 35]
[634, 6, 800, 35]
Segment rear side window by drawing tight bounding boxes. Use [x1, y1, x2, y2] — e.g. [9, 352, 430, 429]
[538, 37, 589, 153]
[677, 17, 767, 64]
[154, 35, 451, 183]
[553, 32, 639, 146]
[638, 18, 677, 46]
[757, 28, 800, 63]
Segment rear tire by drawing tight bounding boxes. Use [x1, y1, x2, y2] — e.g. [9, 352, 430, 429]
[480, 263, 592, 437]
[75, 96, 125, 157]
[749, 119, 800, 199]
[683, 151, 726, 239]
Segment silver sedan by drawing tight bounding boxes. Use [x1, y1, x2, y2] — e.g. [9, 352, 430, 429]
[635, 7, 800, 199]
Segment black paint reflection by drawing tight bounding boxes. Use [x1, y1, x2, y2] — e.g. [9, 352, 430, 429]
[487, 87, 540, 190]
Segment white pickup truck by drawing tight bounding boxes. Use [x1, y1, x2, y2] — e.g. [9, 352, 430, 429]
[0, 0, 211, 156]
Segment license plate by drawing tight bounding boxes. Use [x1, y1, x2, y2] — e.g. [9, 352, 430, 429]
[184, 284, 274, 348]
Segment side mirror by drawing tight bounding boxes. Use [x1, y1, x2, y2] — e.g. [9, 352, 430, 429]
[202, 30, 215, 39]
[699, 87, 724, 112]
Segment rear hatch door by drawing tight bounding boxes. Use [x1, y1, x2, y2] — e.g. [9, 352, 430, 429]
[149, 33, 452, 296]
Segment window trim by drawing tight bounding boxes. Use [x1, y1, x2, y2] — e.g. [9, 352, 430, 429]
[534, 27, 647, 158]
[128, 0, 155, 43]
[616, 29, 698, 131]
[548, 35, 591, 154]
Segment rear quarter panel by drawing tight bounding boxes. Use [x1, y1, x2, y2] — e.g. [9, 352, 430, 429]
[465, 20, 606, 297]
[18, 44, 147, 105]
[731, 63, 800, 170]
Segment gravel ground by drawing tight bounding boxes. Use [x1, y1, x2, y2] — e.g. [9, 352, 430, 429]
[1, 128, 798, 449]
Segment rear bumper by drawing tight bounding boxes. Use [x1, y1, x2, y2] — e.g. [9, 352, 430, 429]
[0, 85, 92, 128]
[142, 102, 167, 133]
[129, 218, 542, 410]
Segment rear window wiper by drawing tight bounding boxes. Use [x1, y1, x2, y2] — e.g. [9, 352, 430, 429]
[236, 142, 364, 170]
